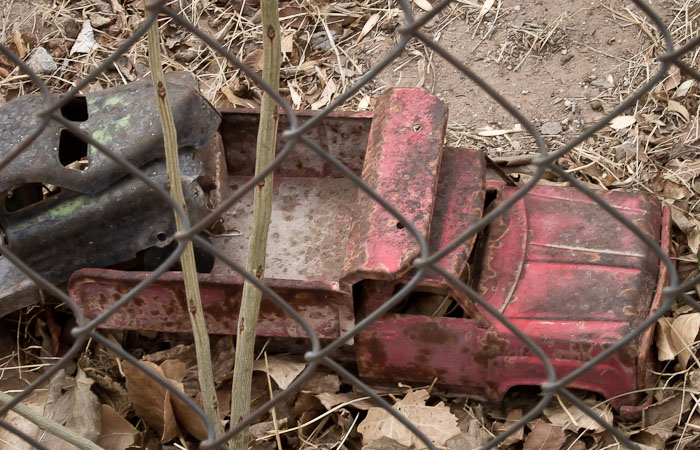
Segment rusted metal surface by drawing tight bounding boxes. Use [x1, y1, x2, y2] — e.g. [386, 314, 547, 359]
[341, 88, 447, 284]
[65, 87, 672, 416]
[220, 108, 372, 177]
[198, 132, 231, 212]
[400, 147, 485, 291]
[1, 152, 209, 283]
[69, 269, 354, 339]
[0, 73, 220, 315]
[478, 183, 662, 323]
[0, 72, 220, 195]
[210, 176, 357, 282]
[356, 178, 669, 412]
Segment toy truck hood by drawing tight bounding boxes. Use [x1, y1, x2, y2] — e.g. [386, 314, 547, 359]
[477, 183, 662, 326]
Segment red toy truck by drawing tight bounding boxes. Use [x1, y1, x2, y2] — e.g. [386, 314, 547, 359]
[68, 87, 669, 417]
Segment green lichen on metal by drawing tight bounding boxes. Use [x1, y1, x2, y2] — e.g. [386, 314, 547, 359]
[91, 128, 113, 147]
[115, 114, 131, 130]
[103, 94, 126, 107]
[7, 193, 89, 233]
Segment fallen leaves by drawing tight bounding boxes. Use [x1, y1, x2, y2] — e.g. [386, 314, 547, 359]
[656, 312, 700, 368]
[357, 13, 381, 44]
[413, 0, 433, 12]
[96, 405, 139, 450]
[523, 421, 566, 450]
[70, 21, 99, 55]
[543, 396, 613, 433]
[609, 115, 636, 130]
[123, 359, 207, 442]
[310, 78, 338, 110]
[253, 354, 306, 390]
[357, 389, 460, 449]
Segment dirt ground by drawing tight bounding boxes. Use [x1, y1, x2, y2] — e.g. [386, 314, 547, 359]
[1, 0, 700, 449]
[363, 0, 661, 128]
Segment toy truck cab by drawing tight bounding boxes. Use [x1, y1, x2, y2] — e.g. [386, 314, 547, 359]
[66, 87, 669, 415]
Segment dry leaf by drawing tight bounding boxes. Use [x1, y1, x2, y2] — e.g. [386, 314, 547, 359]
[12, 31, 25, 59]
[494, 409, 524, 446]
[358, 95, 371, 110]
[221, 86, 256, 108]
[656, 313, 700, 368]
[523, 421, 566, 450]
[446, 419, 491, 449]
[663, 66, 682, 91]
[642, 394, 691, 444]
[97, 404, 140, 450]
[543, 396, 612, 433]
[70, 21, 99, 55]
[310, 78, 337, 110]
[414, 0, 433, 11]
[609, 115, 636, 130]
[253, 354, 306, 389]
[363, 436, 413, 449]
[476, 0, 495, 21]
[667, 99, 690, 121]
[357, 389, 460, 449]
[675, 79, 695, 98]
[316, 392, 375, 410]
[58, 368, 101, 449]
[242, 48, 264, 72]
[300, 370, 341, 394]
[0, 389, 46, 449]
[281, 30, 295, 54]
[123, 361, 179, 442]
[288, 81, 302, 108]
[357, 13, 381, 44]
[670, 207, 700, 254]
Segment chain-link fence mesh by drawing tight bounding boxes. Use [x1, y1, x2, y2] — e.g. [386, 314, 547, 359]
[1, 0, 700, 448]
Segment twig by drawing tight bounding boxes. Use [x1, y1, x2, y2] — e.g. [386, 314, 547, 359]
[0, 391, 103, 450]
[145, 15, 222, 438]
[264, 352, 284, 450]
[229, 0, 280, 446]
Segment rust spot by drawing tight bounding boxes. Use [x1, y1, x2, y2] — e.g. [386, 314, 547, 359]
[267, 25, 275, 40]
[404, 321, 458, 345]
[157, 81, 166, 99]
[473, 331, 509, 367]
[256, 265, 264, 278]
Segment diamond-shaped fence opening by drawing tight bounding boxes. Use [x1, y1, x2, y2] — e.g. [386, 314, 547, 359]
[0, 0, 699, 448]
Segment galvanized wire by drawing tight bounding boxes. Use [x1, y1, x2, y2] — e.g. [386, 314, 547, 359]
[0, 0, 698, 449]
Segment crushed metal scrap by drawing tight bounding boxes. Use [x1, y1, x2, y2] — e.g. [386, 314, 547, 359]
[0, 72, 220, 315]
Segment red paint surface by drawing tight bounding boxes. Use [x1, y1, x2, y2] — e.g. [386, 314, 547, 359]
[341, 88, 447, 283]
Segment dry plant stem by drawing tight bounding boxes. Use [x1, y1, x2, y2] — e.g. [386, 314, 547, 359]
[0, 391, 102, 450]
[229, 0, 280, 447]
[145, 19, 222, 438]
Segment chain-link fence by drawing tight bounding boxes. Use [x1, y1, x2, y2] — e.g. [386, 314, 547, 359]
[1, 0, 700, 448]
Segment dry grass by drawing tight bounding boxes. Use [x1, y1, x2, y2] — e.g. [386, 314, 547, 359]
[2, 0, 700, 448]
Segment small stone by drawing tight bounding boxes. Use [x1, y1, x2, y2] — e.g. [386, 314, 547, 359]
[590, 100, 604, 111]
[521, 89, 529, 95]
[541, 121, 562, 135]
[25, 46, 57, 74]
[591, 78, 614, 89]
[513, 5, 521, 11]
